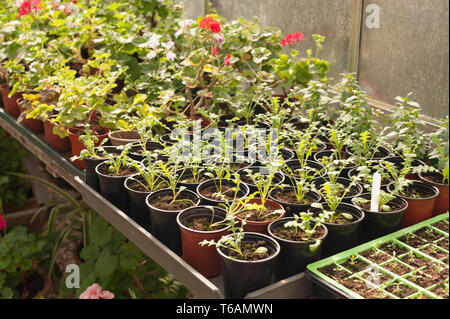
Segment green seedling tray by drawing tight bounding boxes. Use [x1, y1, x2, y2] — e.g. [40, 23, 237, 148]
[307, 212, 449, 299]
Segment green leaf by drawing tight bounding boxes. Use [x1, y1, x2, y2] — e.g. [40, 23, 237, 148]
[94, 249, 118, 279]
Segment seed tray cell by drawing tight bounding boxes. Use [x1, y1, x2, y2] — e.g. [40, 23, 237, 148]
[307, 212, 449, 299]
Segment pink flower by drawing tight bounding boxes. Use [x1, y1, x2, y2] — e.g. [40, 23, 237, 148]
[0, 212, 6, 230]
[79, 283, 114, 299]
[212, 47, 218, 57]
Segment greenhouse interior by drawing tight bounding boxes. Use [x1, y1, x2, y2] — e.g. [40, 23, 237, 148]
[0, 0, 449, 303]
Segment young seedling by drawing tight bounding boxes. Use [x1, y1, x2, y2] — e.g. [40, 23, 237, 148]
[351, 190, 395, 212]
[104, 144, 135, 175]
[70, 124, 109, 162]
[282, 212, 326, 251]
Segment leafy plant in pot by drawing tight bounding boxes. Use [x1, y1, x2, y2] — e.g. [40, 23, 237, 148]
[197, 161, 250, 206]
[94, 144, 138, 213]
[383, 150, 439, 227]
[200, 216, 280, 299]
[70, 125, 121, 192]
[308, 172, 365, 257]
[124, 155, 167, 232]
[176, 205, 230, 278]
[351, 191, 408, 242]
[419, 116, 449, 215]
[16, 97, 44, 134]
[271, 132, 324, 215]
[233, 167, 286, 234]
[145, 159, 201, 256]
[268, 212, 328, 280]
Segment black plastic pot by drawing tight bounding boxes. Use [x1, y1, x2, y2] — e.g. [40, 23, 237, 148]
[313, 150, 358, 178]
[124, 174, 153, 233]
[347, 166, 393, 191]
[268, 218, 328, 280]
[345, 145, 391, 161]
[352, 193, 408, 242]
[269, 188, 322, 217]
[83, 146, 121, 192]
[159, 132, 193, 146]
[95, 162, 136, 214]
[311, 177, 364, 204]
[283, 159, 325, 185]
[196, 179, 250, 206]
[217, 232, 280, 299]
[308, 203, 365, 257]
[176, 167, 207, 192]
[129, 140, 165, 161]
[145, 188, 201, 256]
[237, 166, 285, 194]
[249, 147, 295, 166]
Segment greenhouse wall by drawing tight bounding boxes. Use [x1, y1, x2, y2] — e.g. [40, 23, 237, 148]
[184, 0, 449, 121]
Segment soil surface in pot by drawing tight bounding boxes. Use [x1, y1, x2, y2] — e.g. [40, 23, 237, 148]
[149, 194, 195, 211]
[398, 234, 427, 249]
[223, 240, 274, 261]
[355, 199, 404, 212]
[413, 227, 442, 242]
[271, 224, 326, 241]
[184, 217, 226, 231]
[18, 270, 46, 299]
[200, 185, 237, 201]
[128, 180, 167, 192]
[323, 209, 359, 225]
[398, 187, 433, 199]
[379, 242, 408, 256]
[98, 164, 136, 177]
[180, 175, 209, 184]
[421, 173, 445, 184]
[385, 282, 417, 298]
[236, 206, 282, 222]
[270, 189, 315, 205]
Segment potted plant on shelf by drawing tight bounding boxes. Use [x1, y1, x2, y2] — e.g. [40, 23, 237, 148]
[268, 211, 328, 280]
[70, 125, 120, 192]
[197, 161, 250, 206]
[145, 159, 201, 256]
[200, 215, 280, 299]
[308, 169, 365, 257]
[271, 132, 324, 215]
[94, 144, 138, 213]
[383, 149, 440, 227]
[233, 167, 286, 234]
[124, 155, 167, 232]
[419, 116, 449, 215]
[351, 191, 408, 242]
[176, 205, 230, 278]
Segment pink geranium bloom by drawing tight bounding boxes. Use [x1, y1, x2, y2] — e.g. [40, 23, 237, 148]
[18, 0, 41, 19]
[280, 32, 305, 46]
[79, 283, 114, 299]
[0, 213, 6, 230]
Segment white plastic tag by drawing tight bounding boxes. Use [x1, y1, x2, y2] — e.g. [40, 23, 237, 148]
[370, 172, 382, 212]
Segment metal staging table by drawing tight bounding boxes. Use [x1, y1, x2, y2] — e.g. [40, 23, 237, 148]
[0, 107, 316, 299]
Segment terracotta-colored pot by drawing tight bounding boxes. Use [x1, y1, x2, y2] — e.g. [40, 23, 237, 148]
[68, 126, 110, 170]
[43, 120, 71, 152]
[236, 198, 285, 235]
[177, 206, 230, 278]
[0, 83, 22, 118]
[108, 130, 140, 146]
[419, 172, 449, 216]
[387, 181, 439, 228]
[17, 101, 44, 133]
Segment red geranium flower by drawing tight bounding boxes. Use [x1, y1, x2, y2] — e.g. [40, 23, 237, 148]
[199, 16, 221, 33]
[210, 21, 221, 33]
[212, 47, 219, 57]
[225, 54, 231, 66]
[18, 0, 41, 19]
[280, 32, 305, 46]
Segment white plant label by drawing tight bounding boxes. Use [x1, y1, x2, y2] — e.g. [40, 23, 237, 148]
[370, 172, 382, 212]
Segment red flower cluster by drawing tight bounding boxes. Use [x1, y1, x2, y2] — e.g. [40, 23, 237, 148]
[18, 0, 41, 19]
[199, 16, 221, 33]
[280, 32, 305, 46]
[225, 54, 231, 66]
[212, 47, 219, 57]
[0, 212, 6, 230]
